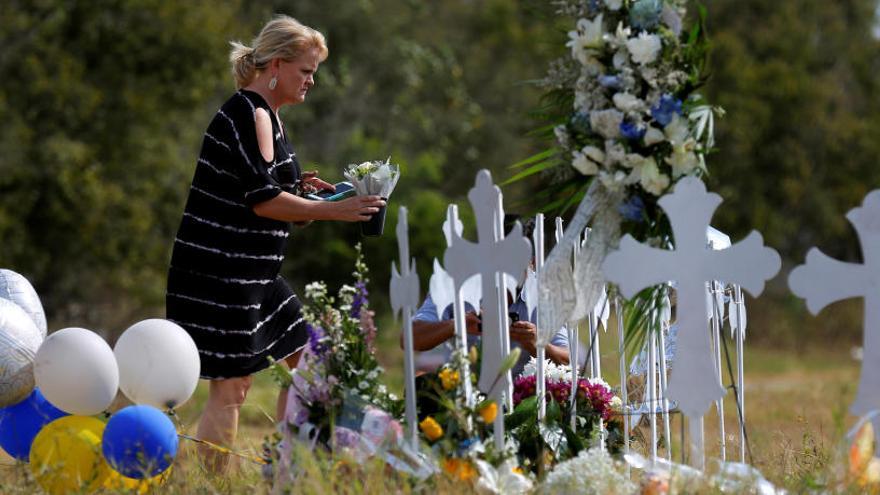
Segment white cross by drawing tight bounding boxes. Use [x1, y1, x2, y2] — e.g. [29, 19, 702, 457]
[789, 190, 880, 446]
[444, 170, 531, 400]
[602, 177, 780, 466]
[443, 170, 532, 396]
[390, 207, 421, 448]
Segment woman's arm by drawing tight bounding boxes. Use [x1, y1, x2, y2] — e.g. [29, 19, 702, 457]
[252, 192, 385, 223]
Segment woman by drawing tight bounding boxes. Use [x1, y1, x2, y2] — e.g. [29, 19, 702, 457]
[166, 15, 384, 471]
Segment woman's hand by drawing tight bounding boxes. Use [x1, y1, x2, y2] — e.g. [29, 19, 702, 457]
[331, 195, 385, 222]
[300, 170, 334, 194]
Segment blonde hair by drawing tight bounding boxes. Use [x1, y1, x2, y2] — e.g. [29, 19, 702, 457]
[230, 15, 328, 89]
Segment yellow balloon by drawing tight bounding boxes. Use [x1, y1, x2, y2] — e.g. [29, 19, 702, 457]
[29, 415, 111, 495]
[104, 466, 172, 494]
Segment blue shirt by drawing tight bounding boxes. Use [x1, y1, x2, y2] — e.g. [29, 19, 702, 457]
[412, 286, 569, 376]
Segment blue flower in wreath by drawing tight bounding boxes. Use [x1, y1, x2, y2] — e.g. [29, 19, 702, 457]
[651, 94, 683, 127]
[570, 110, 591, 134]
[457, 437, 479, 455]
[597, 74, 622, 89]
[618, 195, 646, 222]
[619, 121, 646, 141]
[629, 0, 663, 31]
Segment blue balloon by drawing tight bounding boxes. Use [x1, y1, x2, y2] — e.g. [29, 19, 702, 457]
[0, 387, 67, 461]
[102, 405, 178, 478]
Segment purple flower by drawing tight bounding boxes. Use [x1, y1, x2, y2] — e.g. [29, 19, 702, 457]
[651, 94, 683, 127]
[334, 427, 361, 449]
[292, 408, 310, 427]
[597, 75, 621, 89]
[620, 121, 646, 141]
[307, 324, 329, 357]
[630, 0, 663, 31]
[350, 281, 368, 319]
[618, 195, 646, 222]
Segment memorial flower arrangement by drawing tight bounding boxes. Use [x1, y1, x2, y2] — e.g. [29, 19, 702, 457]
[415, 348, 526, 485]
[531, 0, 721, 206]
[506, 357, 624, 473]
[343, 157, 401, 198]
[510, 0, 724, 356]
[539, 446, 637, 494]
[270, 244, 403, 457]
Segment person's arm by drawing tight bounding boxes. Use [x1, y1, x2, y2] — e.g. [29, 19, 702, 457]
[252, 192, 384, 223]
[401, 312, 481, 351]
[249, 105, 384, 223]
[544, 343, 570, 366]
[410, 319, 455, 351]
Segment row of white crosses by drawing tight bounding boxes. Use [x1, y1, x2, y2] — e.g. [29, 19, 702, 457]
[392, 170, 532, 449]
[395, 171, 880, 473]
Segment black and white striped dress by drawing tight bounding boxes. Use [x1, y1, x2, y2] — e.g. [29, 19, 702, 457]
[166, 89, 307, 380]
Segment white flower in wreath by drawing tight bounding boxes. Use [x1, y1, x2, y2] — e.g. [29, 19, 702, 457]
[640, 66, 659, 87]
[612, 92, 644, 113]
[610, 22, 632, 48]
[604, 0, 623, 11]
[666, 145, 700, 177]
[626, 32, 662, 66]
[664, 115, 700, 177]
[599, 169, 628, 192]
[566, 15, 604, 66]
[664, 114, 689, 142]
[589, 108, 623, 139]
[603, 139, 626, 166]
[643, 126, 665, 146]
[625, 166, 641, 185]
[572, 149, 600, 176]
[583, 145, 605, 163]
[622, 152, 648, 169]
[639, 156, 670, 195]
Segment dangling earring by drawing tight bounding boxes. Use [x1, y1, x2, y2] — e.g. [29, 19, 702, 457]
[268, 76, 277, 90]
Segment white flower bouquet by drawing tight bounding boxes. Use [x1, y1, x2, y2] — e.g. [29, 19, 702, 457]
[343, 157, 400, 198]
[342, 157, 401, 236]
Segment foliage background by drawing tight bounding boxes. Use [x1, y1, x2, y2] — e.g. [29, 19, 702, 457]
[0, 0, 879, 354]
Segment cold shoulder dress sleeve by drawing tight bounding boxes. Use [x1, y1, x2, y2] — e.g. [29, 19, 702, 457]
[166, 89, 307, 380]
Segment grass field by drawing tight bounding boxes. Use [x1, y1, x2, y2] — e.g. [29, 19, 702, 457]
[0, 325, 866, 493]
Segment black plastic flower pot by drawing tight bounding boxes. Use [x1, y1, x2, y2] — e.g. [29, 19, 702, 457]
[360, 198, 388, 237]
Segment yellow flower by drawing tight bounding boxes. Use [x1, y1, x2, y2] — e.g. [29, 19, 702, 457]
[478, 401, 498, 423]
[442, 458, 477, 481]
[419, 416, 443, 441]
[468, 345, 479, 364]
[512, 466, 524, 475]
[439, 367, 460, 390]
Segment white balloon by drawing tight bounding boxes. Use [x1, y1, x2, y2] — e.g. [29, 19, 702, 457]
[0, 299, 42, 407]
[0, 269, 47, 338]
[34, 327, 119, 415]
[114, 319, 200, 410]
